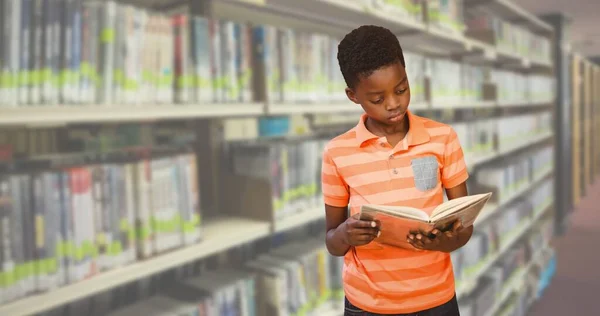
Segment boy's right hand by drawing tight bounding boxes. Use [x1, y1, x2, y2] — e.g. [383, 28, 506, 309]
[339, 213, 381, 246]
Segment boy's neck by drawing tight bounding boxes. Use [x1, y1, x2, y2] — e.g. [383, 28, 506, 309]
[365, 115, 410, 139]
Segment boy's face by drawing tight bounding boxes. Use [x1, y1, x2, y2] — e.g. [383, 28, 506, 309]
[345, 62, 410, 126]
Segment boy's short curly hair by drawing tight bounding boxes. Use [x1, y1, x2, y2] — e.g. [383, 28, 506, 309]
[337, 25, 406, 89]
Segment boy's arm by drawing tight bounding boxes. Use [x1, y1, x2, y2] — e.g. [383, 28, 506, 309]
[322, 148, 379, 256]
[325, 205, 380, 256]
[325, 205, 352, 256]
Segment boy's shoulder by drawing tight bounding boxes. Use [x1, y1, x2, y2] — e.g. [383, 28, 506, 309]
[411, 113, 457, 139]
[411, 112, 454, 130]
[323, 126, 360, 153]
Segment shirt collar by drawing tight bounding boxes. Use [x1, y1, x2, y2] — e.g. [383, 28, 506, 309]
[354, 110, 430, 147]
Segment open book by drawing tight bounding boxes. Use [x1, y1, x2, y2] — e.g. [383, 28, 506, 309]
[359, 192, 492, 250]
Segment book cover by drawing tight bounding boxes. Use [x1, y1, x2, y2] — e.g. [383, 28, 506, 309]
[359, 193, 492, 250]
[191, 16, 212, 103]
[134, 159, 154, 258]
[98, 0, 116, 105]
[19, 0, 31, 106]
[69, 167, 97, 282]
[209, 18, 222, 103]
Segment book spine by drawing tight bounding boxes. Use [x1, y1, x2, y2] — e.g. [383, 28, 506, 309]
[123, 163, 137, 264]
[173, 14, 186, 104]
[0, 177, 15, 302]
[8, 177, 24, 301]
[135, 159, 154, 258]
[58, 171, 73, 286]
[19, 0, 31, 106]
[0, 0, 5, 107]
[51, 0, 61, 104]
[194, 16, 212, 103]
[71, 0, 82, 104]
[209, 19, 221, 103]
[30, 0, 43, 105]
[99, 1, 116, 105]
[59, 0, 72, 104]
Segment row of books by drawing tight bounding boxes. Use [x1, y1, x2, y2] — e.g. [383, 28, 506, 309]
[425, 58, 554, 105]
[493, 71, 555, 104]
[224, 139, 328, 223]
[475, 146, 553, 202]
[0, 152, 202, 305]
[347, 0, 423, 23]
[496, 112, 552, 151]
[0, 0, 349, 107]
[466, 12, 552, 63]
[427, 58, 485, 104]
[103, 237, 343, 316]
[0, 0, 554, 109]
[459, 220, 552, 315]
[453, 111, 551, 161]
[452, 119, 495, 159]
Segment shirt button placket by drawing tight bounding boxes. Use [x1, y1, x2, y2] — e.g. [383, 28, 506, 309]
[389, 153, 398, 174]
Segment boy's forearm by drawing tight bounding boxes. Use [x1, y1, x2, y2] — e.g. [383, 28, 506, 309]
[326, 225, 351, 257]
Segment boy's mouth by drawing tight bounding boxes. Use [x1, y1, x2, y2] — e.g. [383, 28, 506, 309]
[389, 112, 405, 122]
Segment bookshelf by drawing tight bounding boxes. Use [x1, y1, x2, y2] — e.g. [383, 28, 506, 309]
[0, 0, 564, 315]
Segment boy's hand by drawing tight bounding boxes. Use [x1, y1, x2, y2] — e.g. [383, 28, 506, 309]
[407, 221, 467, 252]
[339, 213, 381, 247]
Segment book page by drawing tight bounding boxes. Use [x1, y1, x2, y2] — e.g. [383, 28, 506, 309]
[431, 193, 492, 220]
[360, 204, 430, 221]
[430, 195, 491, 231]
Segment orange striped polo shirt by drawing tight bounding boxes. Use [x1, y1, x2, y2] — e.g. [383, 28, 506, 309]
[321, 111, 469, 314]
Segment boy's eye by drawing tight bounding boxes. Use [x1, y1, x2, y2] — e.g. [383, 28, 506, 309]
[370, 98, 383, 104]
[396, 89, 407, 94]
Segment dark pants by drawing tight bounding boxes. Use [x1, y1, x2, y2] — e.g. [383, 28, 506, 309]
[344, 295, 460, 316]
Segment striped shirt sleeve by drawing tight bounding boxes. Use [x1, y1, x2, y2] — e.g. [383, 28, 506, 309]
[321, 148, 350, 207]
[441, 127, 469, 188]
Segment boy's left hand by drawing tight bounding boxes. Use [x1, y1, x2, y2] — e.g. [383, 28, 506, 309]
[407, 221, 466, 252]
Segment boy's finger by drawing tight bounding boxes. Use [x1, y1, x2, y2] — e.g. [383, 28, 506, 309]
[350, 220, 379, 229]
[354, 227, 380, 236]
[408, 239, 422, 249]
[453, 221, 463, 232]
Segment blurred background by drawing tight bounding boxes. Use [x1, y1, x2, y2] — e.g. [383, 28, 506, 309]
[0, 0, 597, 315]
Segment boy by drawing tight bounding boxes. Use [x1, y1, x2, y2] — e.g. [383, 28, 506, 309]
[322, 25, 472, 316]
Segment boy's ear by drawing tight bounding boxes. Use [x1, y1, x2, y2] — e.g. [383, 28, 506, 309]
[345, 88, 359, 104]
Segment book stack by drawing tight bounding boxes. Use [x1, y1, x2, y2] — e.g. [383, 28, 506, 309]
[405, 52, 426, 105]
[427, 58, 463, 105]
[527, 75, 555, 104]
[528, 146, 554, 180]
[452, 119, 495, 160]
[223, 140, 327, 225]
[258, 27, 347, 104]
[460, 63, 486, 103]
[0, 151, 202, 304]
[492, 70, 529, 104]
[0, 0, 354, 108]
[465, 13, 552, 63]
[476, 159, 530, 203]
[495, 113, 551, 152]
[528, 178, 553, 217]
[100, 236, 341, 316]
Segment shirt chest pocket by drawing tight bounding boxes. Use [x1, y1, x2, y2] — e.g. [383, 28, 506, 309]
[411, 155, 440, 192]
